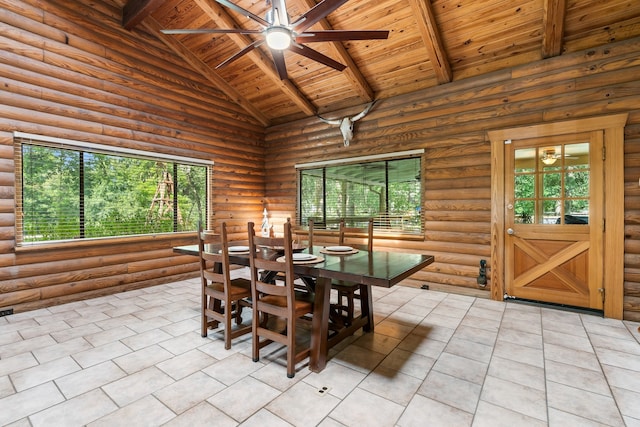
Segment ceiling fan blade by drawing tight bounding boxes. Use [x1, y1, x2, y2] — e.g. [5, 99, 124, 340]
[161, 28, 263, 35]
[216, 40, 265, 69]
[291, 0, 349, 33]
[216, 0, 270, 27]
[271, 0, 290, 26]
[271, 49, 289, 80]
[288, 43, 346, 71]
[296, 30, 389, 42]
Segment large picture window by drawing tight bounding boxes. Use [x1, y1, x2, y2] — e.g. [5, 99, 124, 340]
[15, 134, 209, 245]
[299, 155, 423, 235]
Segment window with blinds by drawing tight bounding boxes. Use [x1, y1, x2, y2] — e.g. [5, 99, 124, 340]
[299, 156, 423, 235]
[14, 135, 210, 245]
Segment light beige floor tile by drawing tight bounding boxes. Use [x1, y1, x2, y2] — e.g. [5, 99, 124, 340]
[421, 313, 464, 329]
[332, 343, 387, 374]
[473, 400, 546, 427]
[162, 402, 236, 427]
[548, 408, 612, 427]
[499, 317, 542, 335]
[126, 316, 173, 333]
[251, 360, 309, 392]
[611, 386, 640, 420]
[480, 375, 547, 421]
[624, 416, 640, 427]
[0, 330, 22, 346]
[419, 370, 481, 413]
[412, 322, 455, 342]
[546, 359, 611, 395]
[547, 380, 624, 426]
[29, 388, 117, 427]
[15, 321, 68, 340]
[208, 376, 280, 422]
[486, 355, 545, 391]
[544, 342, 601, 371]
[493, 340, 544, 368]
[352, 332, 401, 355]
[445, 337, 493, 363]
[330, 387, 404, 427]
[0, 382, 65, 426]
[397, 300, 437, 317]
[452, 324, 497, 347]
[0, 352, 38, 377]
[602, 364, 640, 392]
[88, 395, 175, 427]
[460, 314, 501, 332]
[0, 334, 56, 358]
[157, 348, 218, 380]
[432, 352, 488, 385]
[72, 340, 132, 368]
[398, 394, 473, 427]
[372, 319, 415, 340]
[594, 346, 640, 372]
[32, 336, 93, 363]
[114, 344, 174, 374]
[359, 365, 421, 406]
[384, 310, 425, 327]
[0, 375, 14, 399]
[268, 380, 340, 426]
[302, 362, 366, 399]
[496, 327, 543, 349]
[543, 329, 595, 352]
[55, 360, 127, 399]
[11, 356, 80, 392]
[397, 332, 447, 359]
[202, 352, 264, 385]
[160, 318, 201, 337]
[590, 333, 640, 355]
[102, 366, 175, 407]
[378, 347, 435, 380]
[65, 312, 110, 327]
[86, 325, 137, 347]
[49, 323, 102, 343]
[241, 408, 294, 427]
[120, 328, 173, 351]
[466, 307, 504, 323]
[155, 371, 226, 414]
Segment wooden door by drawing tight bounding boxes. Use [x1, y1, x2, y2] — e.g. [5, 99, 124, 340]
[504, 132, 604, 310]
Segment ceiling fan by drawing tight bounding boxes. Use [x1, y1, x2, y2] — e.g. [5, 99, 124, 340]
[161, 0, 389, 80]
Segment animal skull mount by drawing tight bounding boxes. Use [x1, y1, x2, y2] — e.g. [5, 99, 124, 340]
[317, 101, 377, 146]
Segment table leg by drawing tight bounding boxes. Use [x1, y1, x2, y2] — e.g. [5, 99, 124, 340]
[309, 276, 331, 373]
[361, 284, 374, 332]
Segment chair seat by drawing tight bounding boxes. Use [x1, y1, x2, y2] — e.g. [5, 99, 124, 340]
[207, 278, 251, 297]
[260, 292, 314, 312]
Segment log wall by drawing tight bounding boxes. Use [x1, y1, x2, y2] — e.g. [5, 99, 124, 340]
[0, 0, 265, 312]
[264, 36, 640, 321]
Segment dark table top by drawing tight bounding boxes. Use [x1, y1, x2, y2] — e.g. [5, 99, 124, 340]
[173, 244, 434, 288]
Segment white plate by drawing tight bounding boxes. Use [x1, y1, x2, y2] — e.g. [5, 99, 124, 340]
[292, 253, 316, 261]
[228, 246, 250, 252]
[325, 246, 353, 252]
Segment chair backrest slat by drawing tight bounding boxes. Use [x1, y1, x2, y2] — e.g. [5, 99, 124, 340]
[339, 218, 374, 252]
[248, 221, 296, 302]
[198, 223, 232, 287]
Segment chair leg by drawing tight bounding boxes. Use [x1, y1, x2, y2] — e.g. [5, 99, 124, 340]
[286, 316, 295, 378]
[201, 295, 208, 337]
[252, 309, 260, 363]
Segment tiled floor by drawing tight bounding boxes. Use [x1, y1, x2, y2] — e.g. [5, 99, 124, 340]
[1, 270, 639, 427]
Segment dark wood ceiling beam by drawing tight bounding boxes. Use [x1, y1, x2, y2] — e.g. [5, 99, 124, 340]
[542, 0, 567, 58]
[122, 0, 165, 30]
[193, 0, 317, 116]
[407, 0, 452, 84]
[143, 17, 271, 126]
[296, 0, 375, 102]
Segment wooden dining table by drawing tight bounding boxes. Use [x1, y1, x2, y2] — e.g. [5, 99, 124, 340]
[173, 243, 434, 373]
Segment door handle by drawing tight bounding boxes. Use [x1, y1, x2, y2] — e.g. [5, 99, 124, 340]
[507, 228, 515, 235]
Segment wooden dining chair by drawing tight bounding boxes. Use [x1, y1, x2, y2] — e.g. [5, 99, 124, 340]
[332, 218, 374, 326]
[247, 221, 314, 378]
[198, 222, 252, 350]
[289, 217, 314, 249]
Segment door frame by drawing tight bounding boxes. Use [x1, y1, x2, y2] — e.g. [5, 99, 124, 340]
[488, 114, 627, 319]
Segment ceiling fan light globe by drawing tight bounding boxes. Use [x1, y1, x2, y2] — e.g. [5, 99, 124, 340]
[266, 27, 291, 50]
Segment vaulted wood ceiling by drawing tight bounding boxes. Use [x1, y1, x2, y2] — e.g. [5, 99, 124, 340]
[120, 0, 640, 126]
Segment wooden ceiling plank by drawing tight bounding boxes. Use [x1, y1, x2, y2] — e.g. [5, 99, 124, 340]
[295, 0, 374, 102]
[143, 16, 271, 126]
[407, 0, 452, 84]
[192, 0, 317, 116]
[123, 0, 166, 30]
[542, 0, 567, 58]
